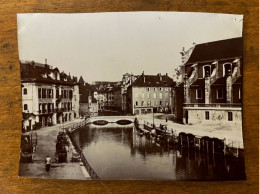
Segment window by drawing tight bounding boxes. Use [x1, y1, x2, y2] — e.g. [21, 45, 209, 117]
[196, 89, 202, 99]
[153, 93, 156, 99]
[42, 103, 46, 113]
[223, 63, 232, 77]
[147, 101, 151, 106]
[56, 89, 59, 98]
[203, 65, 211, 77]
[217, 89, 223, 99]
[159, 93, 162, 99]
[205, 111, 209, 120]
[228, 112, 233, 121]
[135, 101, 138, 106]
[159, 88, 162, 91]
[141, 101, 144, 106]
[48, 89, 52, 98]
[153, 88, 156, 91]
[39, 104, 41, 113]
[42, 89, 46, 98]
[38, 88, 42, 98]
[24, 104, 28, 111]
[23, 88, 27, 95]
[147, 87, 150, 92]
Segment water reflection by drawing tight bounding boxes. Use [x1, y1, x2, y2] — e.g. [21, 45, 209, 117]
[72, 124, 246, 180]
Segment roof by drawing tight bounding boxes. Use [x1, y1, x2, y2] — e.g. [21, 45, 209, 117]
[233, 76, 242, 85]
[22, 113, 36, 120]
[211, 77, 226, 86]
[20, 61, 78, 86]
[186, 37, 243, 64]
[131, 74, 175, 87]
[190, 78, 205, 87]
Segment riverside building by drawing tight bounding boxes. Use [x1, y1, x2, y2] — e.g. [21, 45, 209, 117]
[127, 72, 175, 115]
[21, 60, 80, 132]
[174, 37, 243, 126]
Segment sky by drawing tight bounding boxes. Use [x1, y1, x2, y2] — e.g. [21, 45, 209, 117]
[17, 12, 243, 83]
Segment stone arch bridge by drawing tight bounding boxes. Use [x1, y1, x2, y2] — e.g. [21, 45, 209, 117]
[88, 116, 135, 124]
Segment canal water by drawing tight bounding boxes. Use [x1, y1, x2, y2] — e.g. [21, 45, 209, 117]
[72, 123, 246, 180]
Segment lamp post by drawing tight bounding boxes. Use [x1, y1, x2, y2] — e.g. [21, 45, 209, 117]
[152, 107, 156, 129]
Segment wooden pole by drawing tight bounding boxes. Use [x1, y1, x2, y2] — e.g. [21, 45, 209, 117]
[206, 141, 208, 153]
[212, 140, 215, 155]
[187, 136, 189, 148]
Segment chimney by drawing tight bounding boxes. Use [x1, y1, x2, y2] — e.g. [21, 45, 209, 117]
[166, 73, 168, 77]
[158, 73, 162, 81]
[31, 61, 35, 68]
[45, 59, 47, 65]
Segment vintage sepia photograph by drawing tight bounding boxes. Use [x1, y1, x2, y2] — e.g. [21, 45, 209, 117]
[18, 12, 245, 180]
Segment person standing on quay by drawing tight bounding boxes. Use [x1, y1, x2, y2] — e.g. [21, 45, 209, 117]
[45, 155, 52, 172]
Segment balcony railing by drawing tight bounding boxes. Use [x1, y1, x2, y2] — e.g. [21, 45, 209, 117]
[39, 109, 55, 114]
[184, 103, 242, 108]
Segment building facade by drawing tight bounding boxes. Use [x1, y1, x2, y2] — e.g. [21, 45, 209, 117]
[21, 61, 80, 132]
[78, 77, 98, 117]
[127, 73, 175, 115]
[174, 37, 243, 126]
[121, 73, 138, 113]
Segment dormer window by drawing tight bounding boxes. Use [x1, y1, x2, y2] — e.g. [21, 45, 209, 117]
[223, 63, 232, 77]
[203, 65, 211, 78]
[42, 73, 47, 78]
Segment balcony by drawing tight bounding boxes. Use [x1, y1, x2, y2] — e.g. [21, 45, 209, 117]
[39, 109, 55, 114]
[56, 108, 66, 113]
[184, 103, 242, 108]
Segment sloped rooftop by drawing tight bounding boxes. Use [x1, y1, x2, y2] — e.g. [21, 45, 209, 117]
[186, 37, 243, 64]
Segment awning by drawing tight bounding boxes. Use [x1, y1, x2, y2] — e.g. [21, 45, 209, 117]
[233, 76, 242, 85]
[190, 78, 205, 88]
[211, 77, 226, 86]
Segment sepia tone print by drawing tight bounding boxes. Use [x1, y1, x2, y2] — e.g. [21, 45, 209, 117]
[18, 12, 246, 180]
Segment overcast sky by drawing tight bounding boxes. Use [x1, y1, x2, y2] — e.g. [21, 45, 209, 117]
[17, 12, 243, 83]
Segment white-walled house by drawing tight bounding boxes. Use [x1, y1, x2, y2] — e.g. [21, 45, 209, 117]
[21, 61, 80, 132]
